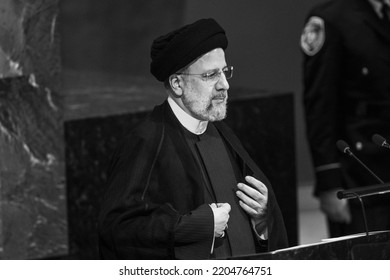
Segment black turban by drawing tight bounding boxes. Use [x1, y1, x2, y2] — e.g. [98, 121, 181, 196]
[150, 18, 228, 82]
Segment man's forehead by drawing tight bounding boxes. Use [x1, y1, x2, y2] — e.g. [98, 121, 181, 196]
[189, 48, 226, 70]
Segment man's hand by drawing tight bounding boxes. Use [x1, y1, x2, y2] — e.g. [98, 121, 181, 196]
[210, 203, 230, 238]
[319, 190, 351, 223]
[236, 176, 267, 225]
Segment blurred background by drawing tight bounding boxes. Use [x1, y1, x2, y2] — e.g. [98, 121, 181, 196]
[0, 0, 327, 259]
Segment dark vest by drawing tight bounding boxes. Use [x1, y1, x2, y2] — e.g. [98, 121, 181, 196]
[182, 122, 257, 258]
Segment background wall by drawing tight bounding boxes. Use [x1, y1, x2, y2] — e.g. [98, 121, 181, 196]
[0, 0, 67, 259]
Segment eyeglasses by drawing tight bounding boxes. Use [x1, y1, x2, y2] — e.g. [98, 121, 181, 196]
[177, 66, 233, 82]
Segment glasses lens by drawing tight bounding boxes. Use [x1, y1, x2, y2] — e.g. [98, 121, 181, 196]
[223, 66, 233, 79]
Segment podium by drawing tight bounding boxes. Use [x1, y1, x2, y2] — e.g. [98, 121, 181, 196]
[229, 231, 390, 260]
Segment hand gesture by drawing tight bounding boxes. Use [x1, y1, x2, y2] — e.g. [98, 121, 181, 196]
[319, 190, 351, 223]
[236, 176, 267, 225]
[210, 203, 230, 238]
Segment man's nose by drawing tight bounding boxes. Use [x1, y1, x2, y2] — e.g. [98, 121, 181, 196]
[216, 72, 230, 90]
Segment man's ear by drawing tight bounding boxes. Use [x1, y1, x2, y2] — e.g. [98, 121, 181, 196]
[169, 75, 183, 96]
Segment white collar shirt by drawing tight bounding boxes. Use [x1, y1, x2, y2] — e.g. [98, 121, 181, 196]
[167, 96, 208, 135]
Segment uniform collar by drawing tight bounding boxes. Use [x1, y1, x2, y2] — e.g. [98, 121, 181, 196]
[167, 96, 208, 135]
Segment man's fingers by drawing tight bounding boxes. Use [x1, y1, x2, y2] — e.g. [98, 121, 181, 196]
[237, 178, 268, 202]
[217, 203, 231, 212]
[244, 176, 268, 194]
[320, 193, 351, 224]
[238, 200, 257, 216]
[336, 208, 352, 223]
[325, 205, 351, 223]
[236, 189, 262, 209]
[236, 182, 267, 206]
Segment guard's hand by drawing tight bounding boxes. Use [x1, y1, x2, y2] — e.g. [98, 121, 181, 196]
[236, 176, 267, 224]
[319, 190, 351, 223]
[210, 203, 230, 238]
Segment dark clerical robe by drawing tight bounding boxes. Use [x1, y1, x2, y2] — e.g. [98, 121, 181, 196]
[98, 100, 288, 259]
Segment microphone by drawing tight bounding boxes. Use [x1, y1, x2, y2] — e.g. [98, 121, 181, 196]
[372, 134, 390, 149]
[337, 182, 390, 199]
[336, 139, 384, 184]
[336, 139, 353, 156]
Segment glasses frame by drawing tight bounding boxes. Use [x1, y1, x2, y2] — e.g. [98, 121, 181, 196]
[176, 65, 233, 82]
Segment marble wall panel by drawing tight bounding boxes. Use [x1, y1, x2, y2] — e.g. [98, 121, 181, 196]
[0, 0, 65, 259]
[0, 77, 66, 259]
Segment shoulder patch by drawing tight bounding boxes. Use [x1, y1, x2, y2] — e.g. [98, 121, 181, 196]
[300, 16, 325, 56]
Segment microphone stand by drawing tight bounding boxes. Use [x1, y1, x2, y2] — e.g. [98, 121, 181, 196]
[337, 183, 390, 237]
[347, 152, 384, 184]
[349, 192, 369, 237]
[336, 140, 390, 237]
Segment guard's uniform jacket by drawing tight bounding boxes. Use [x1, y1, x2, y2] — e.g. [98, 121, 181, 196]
[301, 0, 390, 200]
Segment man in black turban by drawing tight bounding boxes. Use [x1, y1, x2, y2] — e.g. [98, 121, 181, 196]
[98, 18, 288, 259]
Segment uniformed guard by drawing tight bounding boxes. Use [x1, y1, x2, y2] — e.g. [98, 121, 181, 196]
[301, 0, 390, 237]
